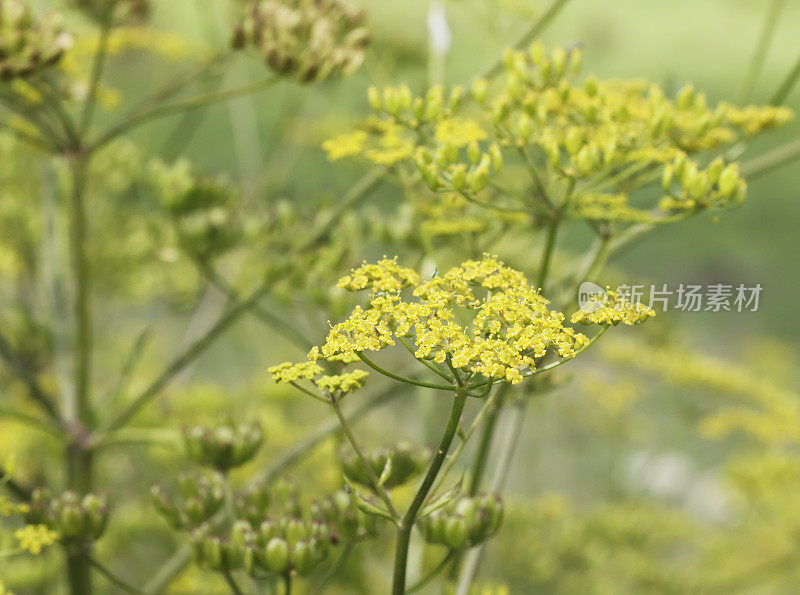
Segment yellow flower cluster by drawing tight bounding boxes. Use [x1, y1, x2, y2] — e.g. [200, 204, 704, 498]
[0, 498, 28, 517]
[307, 255, 589, 384]
[268, 361, 323, 383]
[269, 361, 369, 395]
[321, 41, 792, 231]
[337, 257, 419, 292]
[315, 369, 369, 394]
[14, 524, 58, 555]
[571, 290, 655, 326]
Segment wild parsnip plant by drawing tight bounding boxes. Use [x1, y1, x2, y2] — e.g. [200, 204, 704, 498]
[1, 0, 799, 593]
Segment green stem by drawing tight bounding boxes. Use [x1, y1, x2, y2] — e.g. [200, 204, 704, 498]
[79, 3, 115, 135]
[538, 218, 559, 289]
[330, 398, 400, 520]
[91, 76, 279, 151]
[89, 557, 145, 594]
[0, 466, 32, 501]
[479, 0, 573, 78]
[198, 261, 314, 352]
[222, 570, 244, 595]
[454, 399, 528, 595]
[770, 50, 800, 105]
[406, 550, 456, 593]
[68, 154, 92, 427]
[738, 0, 787, 103]
[105, 284, 271, 431]
[396, 334, 452, 381]
[0, 404, 63, 438]
[741, 138, 800, 179]
[391, 392, 467, 595]
[66, 151, 94, 595]
[356, 352, 456, 391]
[0, 328, 61, 423]
[467, 384, 508, 495]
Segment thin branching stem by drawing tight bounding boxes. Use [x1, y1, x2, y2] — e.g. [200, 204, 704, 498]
[330, 396, 401, 519]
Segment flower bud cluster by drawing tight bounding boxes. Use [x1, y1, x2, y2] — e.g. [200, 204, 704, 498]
[418, 493, 504, 549]
[321, 41, 792, 231]
[191, 515, 333, 576]
[0, 0, 73, 81]
[659, 155, 746, 211]
[151, 471, 225, 529]
[231, 0, 370, 82]
[25, 489, 109, 542]
[339, 443, 430, 490]
[183, 422, 264, 471]
[149, 159, 242, 261]
[310, 489, 376, 542]
[235, 479, 302, 525]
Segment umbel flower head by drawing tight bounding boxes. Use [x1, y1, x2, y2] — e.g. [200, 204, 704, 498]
[231, 0, 370, 82]
[417, 493, 504, 550]
[24, 489, 110, 543]
[289, 255, 592, 386]
[0, 0, 73, 80]
[322, 42, 792, 235]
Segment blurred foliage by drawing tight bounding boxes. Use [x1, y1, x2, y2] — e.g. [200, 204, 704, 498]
[0, 0, 799, 593]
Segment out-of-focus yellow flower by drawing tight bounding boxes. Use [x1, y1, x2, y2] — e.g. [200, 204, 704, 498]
[14, 524, 59, 555]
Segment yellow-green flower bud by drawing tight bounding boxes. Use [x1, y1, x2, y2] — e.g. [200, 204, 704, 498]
[706, 157, 725, 185]
[584, 75, 598, 97]
[471, 77, 488, 103]
[661, 164, 674, 191]
[551, 47, 567, 76]
[575, 144, 598, 175]
[676, 84, 694, 110]
[717, 163, 739, 196]
[565, 127, 583, 155]
[529, 40, 545, 65]
[450, 164, 468, 191]
[489, 143, 503, 172]
[367, 86, 381, 111]
[291, 541, 315, 575]
[445, 517, 469, 549]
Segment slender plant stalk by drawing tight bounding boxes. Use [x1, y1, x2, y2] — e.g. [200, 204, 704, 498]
[738, 0, 787, 103]
[0, 328, 61, 423]
[406, 550, 456, 593]
[467, 384, 508, 495]
[222, 570, 245, 595]
[479, 0, 573, 79]
[66, 150, 95, 595]
[79, 3, 115, 135]
[455, 398, 528, 595]
[741, 137, 800, 179]
[105, 283, 271, 431]
[357, 352, 456, 391]
[538, 218, 560, 289]
[91, 77, 279, 151]
[0, 466, 32, 501]
[89, 557, 145, 595]
[770, 50, 800, 105]
[391, 392, 467, 595]
[330, 398, 400, 519]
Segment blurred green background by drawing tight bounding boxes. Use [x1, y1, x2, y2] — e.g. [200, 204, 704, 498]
[3, 0, 800, 592]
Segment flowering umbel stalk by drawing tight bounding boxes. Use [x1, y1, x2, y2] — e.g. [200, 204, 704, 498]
[270, 254, 648, 592]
